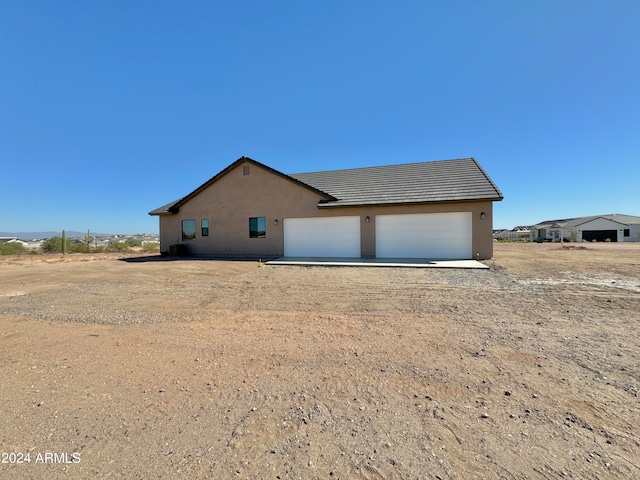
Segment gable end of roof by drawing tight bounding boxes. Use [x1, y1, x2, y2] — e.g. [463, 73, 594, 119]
[149, 156, 336, 215]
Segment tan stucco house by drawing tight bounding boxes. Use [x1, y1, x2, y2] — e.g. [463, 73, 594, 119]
[149, 156, 503, 260]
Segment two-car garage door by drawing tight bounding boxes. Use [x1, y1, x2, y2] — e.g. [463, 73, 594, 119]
[284, 212, 472, 259]
[284, 216, 361, 257]
[376, 212, 472, 259]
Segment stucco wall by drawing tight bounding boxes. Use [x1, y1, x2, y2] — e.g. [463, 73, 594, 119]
[157, 160, 496, 259]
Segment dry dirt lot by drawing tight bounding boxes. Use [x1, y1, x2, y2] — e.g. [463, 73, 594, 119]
[0, 243, 639, 479]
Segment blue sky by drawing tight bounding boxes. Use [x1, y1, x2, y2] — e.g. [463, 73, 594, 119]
[1, 1, 639, 234]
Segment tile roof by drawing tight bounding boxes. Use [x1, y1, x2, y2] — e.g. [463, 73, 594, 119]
[150, 156, 503, 215]
[290, 158, 503, 207]
[534, 214, 640, 228]
[149, 199, 183, 216]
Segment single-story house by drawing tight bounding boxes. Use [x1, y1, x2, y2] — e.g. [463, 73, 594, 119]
[493, 226, 532, 241]
[149, 156, 504, 260]
[532, 214, 640, 242]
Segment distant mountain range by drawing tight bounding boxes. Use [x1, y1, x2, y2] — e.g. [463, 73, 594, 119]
[0, 231, 140, 239]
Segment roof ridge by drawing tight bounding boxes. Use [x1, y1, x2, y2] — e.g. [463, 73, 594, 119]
[290, 157, 474, 176]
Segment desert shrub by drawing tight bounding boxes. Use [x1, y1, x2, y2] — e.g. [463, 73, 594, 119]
[71, 242, 91, 253]
[124, 239, 142, 247]
[93, 245, 106, 253]
[42, 236, 73, 253]
[105, 241, 130, 252]
[142, 242, 159, 253]
[0, 242, 27, 255]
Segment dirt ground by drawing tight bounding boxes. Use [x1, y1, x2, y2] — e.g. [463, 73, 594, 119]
[0, 243, 639, 479]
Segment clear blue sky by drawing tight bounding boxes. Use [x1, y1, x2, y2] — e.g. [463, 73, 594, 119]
[2, 1, 639, 234]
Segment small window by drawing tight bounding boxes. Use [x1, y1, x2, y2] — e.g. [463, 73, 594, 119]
[182, 220, 196, 241]
[249, 217, 266, 238]
[201, 219, 209, 237]
[624, 229, 630, 237]
[243, 165, 250, 176]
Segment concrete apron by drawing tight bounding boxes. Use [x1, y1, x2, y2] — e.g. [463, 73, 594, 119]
[266, 257, 489, 269]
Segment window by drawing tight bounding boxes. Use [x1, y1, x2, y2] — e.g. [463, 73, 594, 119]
[624, 229, 630, 237]
[182, 220, 196, 241]
[249, 217, 266, 238]
[201, 219, 209, 237]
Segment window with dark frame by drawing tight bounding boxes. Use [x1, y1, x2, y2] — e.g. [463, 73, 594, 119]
[201, 219, 209, 236]
[624, 229, 630, 237]
[182, 219, 196, 241]
[249, 217, 266, 238]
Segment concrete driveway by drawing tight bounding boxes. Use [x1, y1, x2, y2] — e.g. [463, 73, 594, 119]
[266, 257, 489, 269]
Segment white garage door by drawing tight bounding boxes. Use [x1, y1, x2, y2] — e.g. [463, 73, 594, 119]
[376, 212, 472, 259]
[284, 216, 361, 257]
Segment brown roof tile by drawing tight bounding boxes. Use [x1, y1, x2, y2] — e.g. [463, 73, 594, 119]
[290, 157, 503, 207]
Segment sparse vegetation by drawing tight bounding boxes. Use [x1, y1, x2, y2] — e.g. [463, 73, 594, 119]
[42, 236, 73, 254]
[0, 232, 160, 256]
[105, 241, 131, 253]
[71, 242, 91, 253]
[142, 242, 160, 253]
[0, 242, 26, 255]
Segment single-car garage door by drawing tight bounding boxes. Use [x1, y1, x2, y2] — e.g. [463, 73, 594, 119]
[284, 216, 361, 257]
[376, 212, 472, 259]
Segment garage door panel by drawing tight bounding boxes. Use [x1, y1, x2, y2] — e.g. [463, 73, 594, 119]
[284, 217, 360, 257]
[582, 230, 617, 242]
[376, 212, 472, 259]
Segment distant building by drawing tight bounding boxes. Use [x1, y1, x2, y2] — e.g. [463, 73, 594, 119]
[531, 214, 640, 242]
[493, 226, 532, 241]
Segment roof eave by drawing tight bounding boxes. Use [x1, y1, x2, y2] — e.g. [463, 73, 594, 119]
[317, 196, 504, 208]
[471, 157, 505, 200]
[148, 198, 184, 216]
